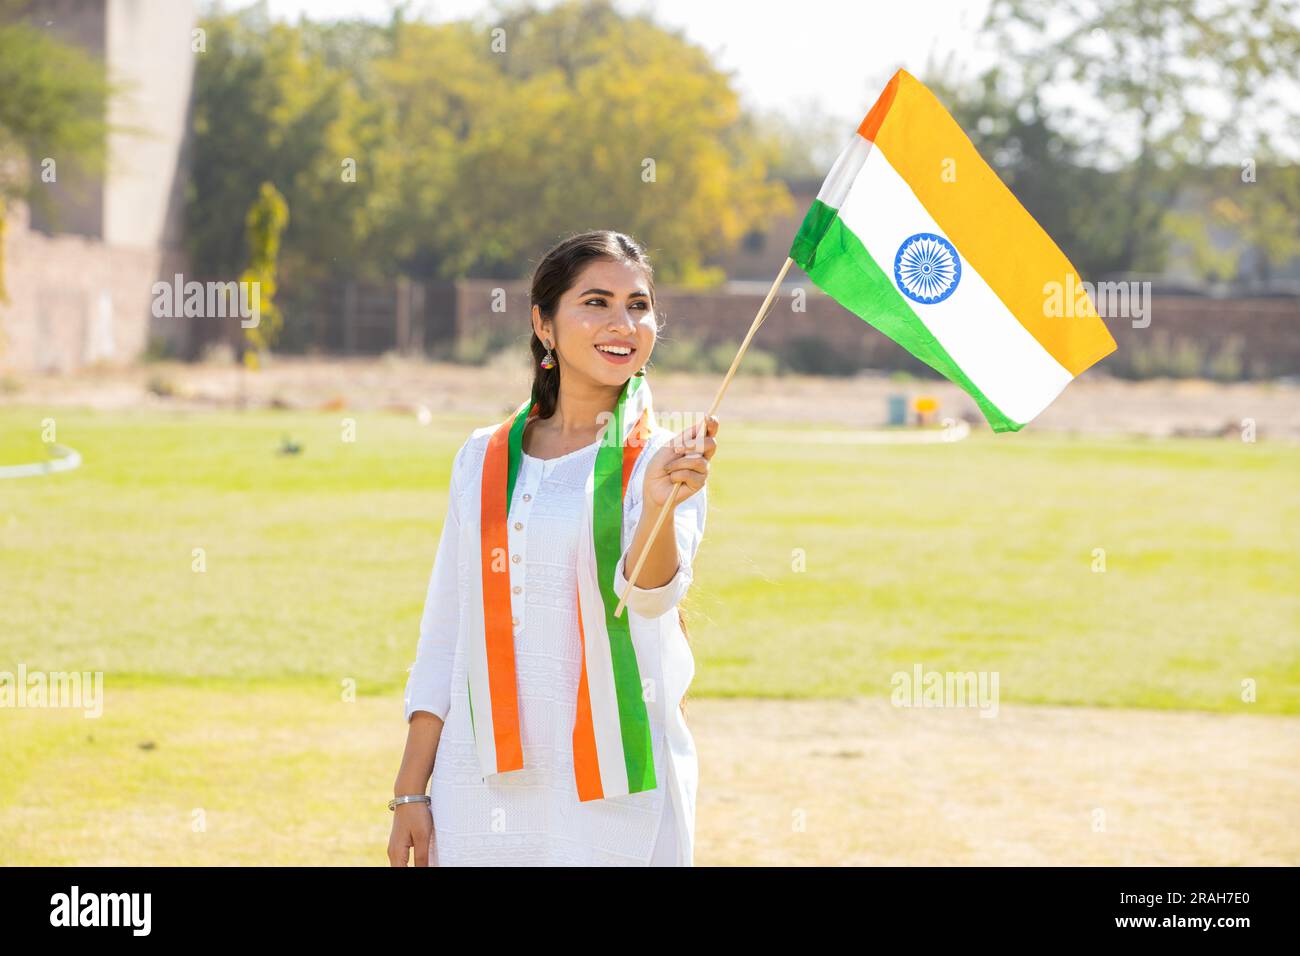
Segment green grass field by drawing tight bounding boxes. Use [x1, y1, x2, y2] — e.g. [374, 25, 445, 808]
[1, 406, 1297, 863]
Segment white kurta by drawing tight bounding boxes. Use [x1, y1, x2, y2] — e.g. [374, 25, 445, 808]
[402, 421, 707, 866]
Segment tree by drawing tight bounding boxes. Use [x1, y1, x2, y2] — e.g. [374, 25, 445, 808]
[240, 181, 289, 367]
[930, 64, 1136, 279]
[338, 0, 791, 284]
[184, 0, 795, 334]
[0, 3, 112, 301]
[185, 3, 376, 284]
[974, 0, 1300, 276]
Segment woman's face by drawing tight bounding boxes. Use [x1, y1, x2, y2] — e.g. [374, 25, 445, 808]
[533, 258, 656, 388]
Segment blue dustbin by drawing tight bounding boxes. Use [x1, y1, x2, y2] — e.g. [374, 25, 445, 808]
[887, 393, 907, 427]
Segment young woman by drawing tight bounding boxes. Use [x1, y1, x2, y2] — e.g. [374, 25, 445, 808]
[388, 230, 718, 866]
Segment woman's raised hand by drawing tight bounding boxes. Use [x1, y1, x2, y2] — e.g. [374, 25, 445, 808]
[642, 414, 719, 509]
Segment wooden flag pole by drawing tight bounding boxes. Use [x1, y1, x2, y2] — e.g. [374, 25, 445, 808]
[614, 255, 794, 618]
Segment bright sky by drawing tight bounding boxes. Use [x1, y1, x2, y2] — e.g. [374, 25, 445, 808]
[258, 0, 999, 128]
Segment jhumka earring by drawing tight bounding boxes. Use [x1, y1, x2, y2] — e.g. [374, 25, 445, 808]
[540, 339, 556, 369]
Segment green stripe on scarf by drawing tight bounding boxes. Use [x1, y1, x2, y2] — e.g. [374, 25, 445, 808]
[502, 377, 656, 794]
[595, 377, 656, 793]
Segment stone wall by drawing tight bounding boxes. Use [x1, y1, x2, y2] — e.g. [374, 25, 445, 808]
[0, 202, 190, 373]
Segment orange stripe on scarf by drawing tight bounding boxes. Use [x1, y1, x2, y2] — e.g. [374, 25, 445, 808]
[480, 416, 523, 772]
[572, 584, 604, 801]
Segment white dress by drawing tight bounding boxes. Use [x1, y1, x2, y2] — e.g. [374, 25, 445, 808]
[402, 422, 706, 866]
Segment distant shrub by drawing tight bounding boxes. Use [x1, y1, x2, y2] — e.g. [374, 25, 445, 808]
[143, 335, 175, 362]
[781, 335, 860, 376]
[710, 341, 777, 376]
[650, 332, 777, 376]
[146, 373, 178, 397]
[451, 324, 522, 366]
[1119, 330, 1251, 381]
[1207, 334, 1245, 382]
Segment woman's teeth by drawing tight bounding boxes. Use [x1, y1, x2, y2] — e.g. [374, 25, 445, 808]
[595, 343, 635, 364]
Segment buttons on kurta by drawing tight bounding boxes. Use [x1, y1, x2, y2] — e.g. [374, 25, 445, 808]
[509, 459, 540, 635]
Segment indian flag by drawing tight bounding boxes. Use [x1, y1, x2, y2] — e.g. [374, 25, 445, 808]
[790, 69, 1117, 432]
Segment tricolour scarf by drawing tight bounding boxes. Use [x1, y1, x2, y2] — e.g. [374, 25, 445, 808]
[466, 374, 658, 801]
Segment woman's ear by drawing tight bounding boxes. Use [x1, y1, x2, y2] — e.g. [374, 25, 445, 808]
[531, 304, 551, 346]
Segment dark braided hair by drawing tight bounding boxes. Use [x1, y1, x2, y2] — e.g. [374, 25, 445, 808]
[528, 230, 659, 420]
[526, 231, 692, 716]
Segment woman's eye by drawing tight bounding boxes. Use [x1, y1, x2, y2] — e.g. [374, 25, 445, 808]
[582, 297, 649, 310]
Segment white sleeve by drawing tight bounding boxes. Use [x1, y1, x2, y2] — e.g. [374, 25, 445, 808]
[402, 441, 466, 723]
[613, 436, 708, 619]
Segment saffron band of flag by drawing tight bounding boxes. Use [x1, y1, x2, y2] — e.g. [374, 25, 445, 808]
[466, 374, 657, 801]
[790, 68, 1117, 431]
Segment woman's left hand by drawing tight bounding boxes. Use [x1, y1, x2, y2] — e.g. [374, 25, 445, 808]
[643, 415, 719, 509]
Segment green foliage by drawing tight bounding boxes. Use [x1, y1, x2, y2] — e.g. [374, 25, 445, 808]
[936, 0, 1300, 280]
[934, 70, 1147, 279]
[449, 324, 526, 365]
[142, 334, 176, 363]
[240, 182, 289, 365]
[1200, 160, 1300, 283]
[185, 6, 379, 284]
[186, 0, 792, 293]
[0, 9, 112, 206]
[648, 332, 778, 376]
[1115, 329, 1257, 381]
[0, 7, 112, 304]
[1207, 334, 1246, 382]
[781, 334, 861, 377]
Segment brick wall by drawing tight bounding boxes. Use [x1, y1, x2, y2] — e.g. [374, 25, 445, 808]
[451, 278, 1300, 379]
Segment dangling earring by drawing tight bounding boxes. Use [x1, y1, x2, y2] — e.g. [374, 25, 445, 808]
[633, 366, 646, 377]
[540, 339, 556, 370]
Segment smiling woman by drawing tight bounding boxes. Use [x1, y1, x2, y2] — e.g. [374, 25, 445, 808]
[389, 230, 719, 867]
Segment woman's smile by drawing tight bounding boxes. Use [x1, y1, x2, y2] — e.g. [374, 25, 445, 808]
[594, 339, 637, 364]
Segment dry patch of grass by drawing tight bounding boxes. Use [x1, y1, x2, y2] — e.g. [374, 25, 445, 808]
[2, 685, 1294, 866]
[694, 698, 1300, 866]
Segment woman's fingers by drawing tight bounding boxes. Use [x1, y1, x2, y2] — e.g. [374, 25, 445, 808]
[667, 473, 705, 493]
[667, 458, 708, 489]
[655, 415, 718, 497]
[388, 836, 409, 867]
[670, 435, 717, 459]
[673, 415, 719, 454]
[667, 454, 709, 474]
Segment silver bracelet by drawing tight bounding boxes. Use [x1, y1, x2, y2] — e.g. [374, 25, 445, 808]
[388, 793, 431, 811]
